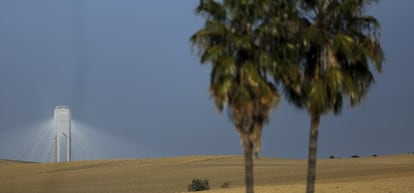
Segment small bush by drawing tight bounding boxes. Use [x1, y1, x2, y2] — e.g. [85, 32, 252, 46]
[351, 155, 359, 158]
[329, 155, 335, 159]
[372, 154, 377, 157]
[187, 178, 210, 192]
[220, 181, 231, 189]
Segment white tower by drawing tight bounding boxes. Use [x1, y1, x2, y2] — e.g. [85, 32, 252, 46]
[54, 105, 71, 162]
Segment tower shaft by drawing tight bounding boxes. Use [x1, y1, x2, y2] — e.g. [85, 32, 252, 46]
[53, 105, 71, 162]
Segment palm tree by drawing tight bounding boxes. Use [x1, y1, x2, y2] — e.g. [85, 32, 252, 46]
[190, 1, 297, 192]
[283, 1, 385, 193]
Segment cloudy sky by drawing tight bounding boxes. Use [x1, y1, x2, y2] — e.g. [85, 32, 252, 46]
[0, 1, 413, 162]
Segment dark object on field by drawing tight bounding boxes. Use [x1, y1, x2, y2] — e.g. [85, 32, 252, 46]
[351, 155, 360, 158]
[187, 178, 210, 192]
[221, 181, 231, 189]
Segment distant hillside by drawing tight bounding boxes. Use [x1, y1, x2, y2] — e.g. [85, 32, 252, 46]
[0, 159, 37, 166]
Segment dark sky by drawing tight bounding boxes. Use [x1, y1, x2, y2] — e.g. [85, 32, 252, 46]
[0, 1, 413, 162]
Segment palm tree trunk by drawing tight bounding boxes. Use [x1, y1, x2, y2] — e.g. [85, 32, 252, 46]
[244, 138, 254, 193]
[305, 113, 320, 193]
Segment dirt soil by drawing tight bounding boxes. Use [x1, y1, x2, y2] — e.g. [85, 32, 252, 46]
[1, 154, 413, 193]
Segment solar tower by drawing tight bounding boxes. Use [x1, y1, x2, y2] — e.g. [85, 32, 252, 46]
[54, 105, 71, 162]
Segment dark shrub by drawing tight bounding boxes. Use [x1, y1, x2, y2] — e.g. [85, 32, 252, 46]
[351, 155, 359, 158]
[329, 155, 335, 159]
[187, 178, 210, 192]
[220, 181, 231, 189]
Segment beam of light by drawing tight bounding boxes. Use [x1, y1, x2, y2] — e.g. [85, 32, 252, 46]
[0, 118, 159, 162]
[0, 119, 54, 162]
[71, 120, 159, 161]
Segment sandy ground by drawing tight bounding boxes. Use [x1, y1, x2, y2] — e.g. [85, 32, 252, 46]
[1, 154, 413, 193]
[197, 175, 414, 193]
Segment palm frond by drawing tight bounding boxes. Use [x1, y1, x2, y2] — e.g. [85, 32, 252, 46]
[196, 0, 226, 21]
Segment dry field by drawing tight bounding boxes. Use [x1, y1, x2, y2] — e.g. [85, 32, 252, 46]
[0, 154, 413, 193]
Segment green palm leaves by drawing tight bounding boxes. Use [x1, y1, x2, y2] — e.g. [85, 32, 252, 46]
[297, 0, 384, 115]
[295, 1, 384, 193]
[191, 0, 284, 150]
[191, 1, 291, 193]
[191, 1, 383, 193]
